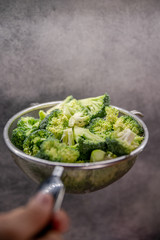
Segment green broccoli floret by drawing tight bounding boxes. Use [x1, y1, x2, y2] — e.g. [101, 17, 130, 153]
[106, 128, 144, 156]
[105, 151, 117, 159]
[74, 127, 107, 160]
[105, 106, 119, 124]
[39, 110, 46, 120]
[69, 112, 90, 127]
[61, 128, 75, 146]
[88, 106, 119, 138]
[39, 109, 69, 139]
[23, 129, 54, 156]
[11, 117, 40, 150]
[88, 118, 112, 139]
[36, 137, 80, 163]
[11, 128, 26, 150]
[47, 96, 89, 123]
[17, 116, 40, 130]
[48, 96, 91, 127]
[113, 115, 144, 135]
[46, 96, 74, 115]
[79, 93, 110, 119]
[62, 98, 86, 118]
[59, 97, 91, 127]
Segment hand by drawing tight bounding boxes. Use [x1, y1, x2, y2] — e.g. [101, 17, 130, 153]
[0, 193, 69, 240]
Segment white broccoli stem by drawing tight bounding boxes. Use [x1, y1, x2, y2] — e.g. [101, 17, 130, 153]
[69, 112, 81, 127]
[69, 112, 88, 127]
[117, 129, 136, 145]
[68, 130, 74, 146]
[61, 128, 74, 146]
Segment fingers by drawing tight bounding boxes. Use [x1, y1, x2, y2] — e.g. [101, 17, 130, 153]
[0, 193, 53, 240]
[52, 210, 70, 233]
[0, 193, 70, 240]
[36, 231, 63, 240]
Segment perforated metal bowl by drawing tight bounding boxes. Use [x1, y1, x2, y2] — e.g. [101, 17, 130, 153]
[3, 102, 149, 193]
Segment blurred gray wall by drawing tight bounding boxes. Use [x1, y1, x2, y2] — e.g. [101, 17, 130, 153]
[0, 0, 160, 239]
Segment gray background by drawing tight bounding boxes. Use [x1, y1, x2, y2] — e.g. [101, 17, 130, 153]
[0, 0, 160, 239]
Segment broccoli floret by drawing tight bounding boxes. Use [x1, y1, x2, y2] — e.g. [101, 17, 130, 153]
[74, 127, 107, 160]
[69, 112, 90, 127]
[11, 117, 40, 150]
[113, 115, 144, 135]
[39, 110, 46, 120]
[17, 116, 40, 130]
[39, 109, 69, 139]
[11, 128, 26, 150]
[23, 129, 54, 156]
[61, 128, 75, 146]
[88, 106, 119, 138]
[79, 93, 110, 119]
[78, 138, 107, 161]
[105, 106, 119, 124]
[105, 151, 117, 159]
[47, 96, 88, 121]
[134, 135, 145, 145]
[88, 118, 112, 139]
[62, 98, 86, 118]
[46, 96, 74, 115]
[36, 137, 80, 163]
[106, 128, 144, 156]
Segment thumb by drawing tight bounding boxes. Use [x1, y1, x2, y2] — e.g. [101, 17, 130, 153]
[0, 193, 53, 240]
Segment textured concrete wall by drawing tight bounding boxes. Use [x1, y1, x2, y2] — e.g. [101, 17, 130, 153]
[0, 0, 160, 239]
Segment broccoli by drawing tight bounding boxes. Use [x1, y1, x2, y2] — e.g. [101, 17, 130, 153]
[48, 96, 84, 118]
[11, 117, 40, 150]
[90, 149, 106, 162]
[46, 95, 74, 115]
[88, 107, 119, 138]
[106, 128, 144, 156]
[11, 128, 26, 150]
[79, 93, 110, 119]
[39, 110, 46, 120]
[61, 128, 75, 146]
[47, 96, 90, 125]
[105, 151, 117, 159]
[36, 137, 80, 163]
[69, 112, 90, 127]
[62, 98, 86, 118]
[17, 116, 40, 130]
[113, 115, 144, 135]
[74, 127, 107, 160]
[47, 96, 91, 127]
[90, 149, 117, 162]
[11, 93, 145, 163]
[105, 106, 119, 124]
[88, 118, 112, 139]
[39, 109, 69, 140]
[23, 129, 54, 156]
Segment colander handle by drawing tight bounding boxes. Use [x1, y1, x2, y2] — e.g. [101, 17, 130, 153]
[38, 166, 65, 211]
[130, 110, 144, 117]
[35, 166, 65, 238]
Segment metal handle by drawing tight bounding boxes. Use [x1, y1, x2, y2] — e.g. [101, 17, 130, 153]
[38, 166, 65, 211]
[36, 166, 65, 238]
[130, 110, 144, 117]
